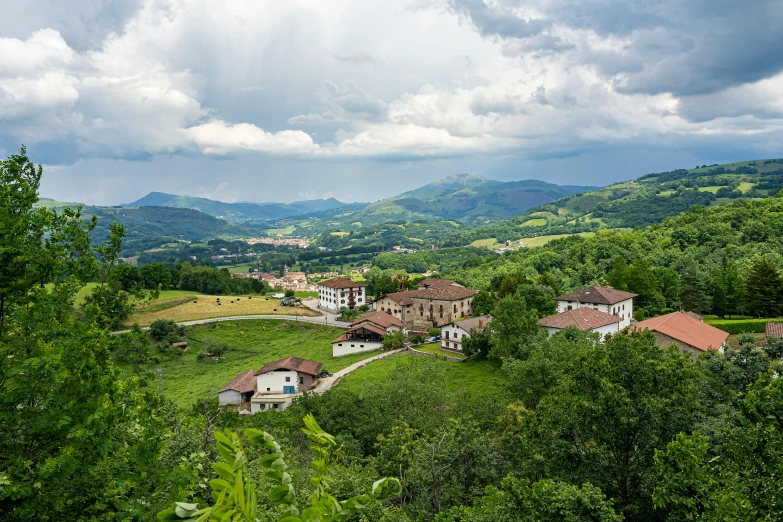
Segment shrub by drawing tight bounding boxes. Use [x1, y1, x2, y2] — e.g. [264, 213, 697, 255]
[705, 318, 783, 334]
[427, 327, 441, 337]
[409, 333, 425, 345]
[149, 319, 178, 341]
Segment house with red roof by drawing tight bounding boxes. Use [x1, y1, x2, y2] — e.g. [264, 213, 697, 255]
[632, 312, 729, 354]
[249, 357, 323, 413]
[539, 307, 623, 340]
[332, 311, 402, 356]
[317, 277, 366, 312]
[554, 285, 636, 328]
[218, 370, 257, 406]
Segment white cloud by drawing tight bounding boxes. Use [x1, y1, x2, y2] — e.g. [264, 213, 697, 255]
[184, 120, 320, 155]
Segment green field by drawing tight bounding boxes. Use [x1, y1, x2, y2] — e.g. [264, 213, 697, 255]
[657, 190, 676, 197]
[413, 342, 466, 359]
[469, 238, 498, 249]
[139, 320, 382, 408]
[698, 186, 724, 193]
[265, 225, 296, 235]
[340, 353, 506, 397]
[519, 218, 547, 227]
[330, 231, 350, 237]
[522, 232, 596, 247]
[737, 182, 756, 193]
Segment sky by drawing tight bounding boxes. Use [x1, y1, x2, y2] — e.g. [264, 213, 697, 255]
[2, 0, 783, 205]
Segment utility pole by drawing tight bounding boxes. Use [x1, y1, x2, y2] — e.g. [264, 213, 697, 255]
[156, 368, 163, 394]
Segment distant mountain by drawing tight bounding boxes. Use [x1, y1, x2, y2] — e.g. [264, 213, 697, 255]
[443, 158, 783, 247]
[124, 193, 346, 222]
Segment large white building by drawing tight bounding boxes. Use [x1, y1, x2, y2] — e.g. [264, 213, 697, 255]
[317, 277, 366, 312]
[539, 307, 623, 341]
[553, 285, 636, 328]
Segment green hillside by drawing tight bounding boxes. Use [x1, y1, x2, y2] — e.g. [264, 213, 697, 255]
[446, 158, 783, 247]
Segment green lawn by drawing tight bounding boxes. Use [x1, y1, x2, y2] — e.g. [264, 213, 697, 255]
[339, 353, 506, 398]
[469, 238, 498, 249]
[519, 218, 547, 227]
[658, 190, 676, 197]
[698, 186, 724, 194]
[265, 225, 296, 235]
[133, 319, 382, 409]
[413, 342, 466, 359]
[737, 182, 756, 193]
[522, 232, 595, 247]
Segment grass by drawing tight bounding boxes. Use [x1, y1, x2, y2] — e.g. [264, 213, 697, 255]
[470, 238, 498, 249]
[522, 232, 595, 247]
[658, 190, 676, 197]
[265, 225, 296, 235]
[136, 320, 382, 409]
[339, 353, 507, 398]
[698, 186, 724, 194]
[412, 342, 466, 359]
[125, 294, 318, 325]
[330, 231, 350, 237]
[519, 218, 547, 227]
[737, 182, 756, 193]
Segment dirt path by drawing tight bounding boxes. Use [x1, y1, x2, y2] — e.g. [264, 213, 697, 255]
[312, 349, 405, 393]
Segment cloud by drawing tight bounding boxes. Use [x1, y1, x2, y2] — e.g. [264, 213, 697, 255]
[333, 51, 383, 67]
[184, 120, 320, 155]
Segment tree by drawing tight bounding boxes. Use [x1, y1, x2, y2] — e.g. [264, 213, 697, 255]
[516, 284, 556, 318]
[536, 271, 562, 296]
[606, 257, 629, 291]
[488, 295, 542, 359]
[382, 331, 405, 349]
[462, 326, 492, 357]
[471, 290, 496, 316]
[744, 255, 783, 317]
[159, 415, 401, 521]
[712, 256, 743, 318]
[679, 266, 709, 314]
[139, 263, 172, 289]
[497, 274, 527, 299]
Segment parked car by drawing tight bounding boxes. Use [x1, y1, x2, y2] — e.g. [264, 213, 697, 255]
[427, 336, 441, 343]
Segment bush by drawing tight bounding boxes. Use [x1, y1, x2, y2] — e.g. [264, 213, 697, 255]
[427, 328, 441, 337]
[382, 331, 405, 349]
[705, 318, 783, 334]
[409, 334, 425, 345]
[149, 319, 178, 342]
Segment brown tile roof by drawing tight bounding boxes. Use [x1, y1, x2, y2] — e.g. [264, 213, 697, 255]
[318, 277, 366, 289]
[255, 356, 323, 377]
[219, 370, 257, 394]
[452, 314, 493, 333]
[418, 277, 460, 289]
[413, 286, 478, 301]
[766, 322, 783, 338]
[539, 307, 622, 331]
[380, 290, 426, 305]
[632, 312, 729, 352]
[331, 323, 388, 343]
[352, 311, 402, 329]
[555, 286, 637, 305]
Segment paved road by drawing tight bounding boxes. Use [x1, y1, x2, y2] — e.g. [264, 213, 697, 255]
[111, 313, 350, 335]
[312, 348, 405, 394]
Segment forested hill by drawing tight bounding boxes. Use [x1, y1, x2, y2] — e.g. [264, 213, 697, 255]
[445, 158, 783, 247]
[443, 193, 783, 319]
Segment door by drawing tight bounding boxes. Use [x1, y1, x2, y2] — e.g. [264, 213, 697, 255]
[283, 386, 295, 394]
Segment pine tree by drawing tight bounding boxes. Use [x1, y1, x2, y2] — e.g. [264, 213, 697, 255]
[745, 256, 783, 318]
[680, 267, 709, 314]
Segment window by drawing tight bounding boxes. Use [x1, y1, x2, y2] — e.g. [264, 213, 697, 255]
[445, 331, 449, 339]
[299, 376, 304, 384]
[351, 344, 355, 347]
[453, 304, 457, 313]
[360, 344, 364, 348]
[285, 376, 290, 382]
[266, 387, 270, 391]
[273, 403, 279, 409]
[567, 306, 573, 311]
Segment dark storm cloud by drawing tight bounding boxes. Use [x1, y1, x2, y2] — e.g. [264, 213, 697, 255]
[445, 0, 783, 96]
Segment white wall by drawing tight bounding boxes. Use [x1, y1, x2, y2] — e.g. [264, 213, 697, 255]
[440, 323, 468, 351]
[545, 322, 621, 341]
[257, 370, 299, 393]
[333, 340, 383, 357]
[318, 284, 366, 312]
[250, 400, 292, 413]
[218, 390, 241, 405]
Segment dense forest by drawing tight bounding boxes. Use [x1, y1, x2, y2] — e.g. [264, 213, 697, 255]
[4, 149, 783, 521]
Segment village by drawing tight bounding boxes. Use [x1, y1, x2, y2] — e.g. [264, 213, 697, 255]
[217, 274, 756, 415]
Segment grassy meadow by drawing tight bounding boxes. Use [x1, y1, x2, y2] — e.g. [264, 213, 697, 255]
[126, 294, 318, 325]
[137, 319, 381, 408]
[413, 342, 467, 359]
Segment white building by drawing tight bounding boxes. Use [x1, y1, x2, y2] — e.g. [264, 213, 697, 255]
[317, 277, 366, 312]
[249, 357, 322, 413]
[554, 285, 636, 328]
[332, 311, 401, 356]
[539, 307, 623, 340]
[218, 370, 256, 407]
[440, 314, 492, 353]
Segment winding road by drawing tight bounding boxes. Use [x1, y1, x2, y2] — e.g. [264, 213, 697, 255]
[111, 313, 349, 335]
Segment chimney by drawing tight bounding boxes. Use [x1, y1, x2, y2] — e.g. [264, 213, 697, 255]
[478, 318, 484, 329]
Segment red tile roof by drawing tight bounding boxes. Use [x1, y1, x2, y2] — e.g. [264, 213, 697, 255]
[219, 370, 257, 394]
[766, 322, 783, 338]
[539, 307, 622, 331]
[380, 290, 426, 305]
[255, 356, 323, 376]
[452, 314, 492, 333]
[331, 323, 389, 343]
[380, 286, 477, 304]
[555, 286, 637, 305]
[318, 277, 366, 289]
[632, 312, 728, 352]
[418, 277, 461, 289]
[352, 311, 402, 329]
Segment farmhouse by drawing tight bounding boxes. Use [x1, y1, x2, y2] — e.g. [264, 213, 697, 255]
[250, 357, 323, 413]
[539, 307, 623, 340]
[332, 311, 401, 356]
[375, 286, 478, 329]
[554, 285, 636, 328]
[632, 312, 729, 354]
[317, 277, 366, 312]
[441, 314, 492, 353]
[218, 369, 256, 406]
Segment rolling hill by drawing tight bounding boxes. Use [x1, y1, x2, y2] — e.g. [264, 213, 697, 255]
[445, 158, 783, 247]
[124, 192, 347, 222]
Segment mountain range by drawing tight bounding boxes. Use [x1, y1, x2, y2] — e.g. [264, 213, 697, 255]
[124, 192, 347, 222]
